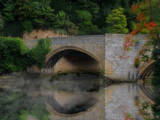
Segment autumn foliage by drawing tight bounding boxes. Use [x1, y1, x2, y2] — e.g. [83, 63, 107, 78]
[121, 2, 157, 68]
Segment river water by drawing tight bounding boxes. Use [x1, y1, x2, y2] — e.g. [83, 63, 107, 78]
[0, 73, 148, 120]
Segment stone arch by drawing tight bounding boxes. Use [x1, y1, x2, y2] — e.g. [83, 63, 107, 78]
[45, 46, 102, 72]
[138, 60, 155, 79]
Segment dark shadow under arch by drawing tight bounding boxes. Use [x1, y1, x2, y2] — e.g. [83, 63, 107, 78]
[45, 47, 101, 73]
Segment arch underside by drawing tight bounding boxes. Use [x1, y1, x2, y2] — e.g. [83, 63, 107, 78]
[45, 47, 101, 73]
[139, 61, 155, 79]
[138, 61, 155, 100]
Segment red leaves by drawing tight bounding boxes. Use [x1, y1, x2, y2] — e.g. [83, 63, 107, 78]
[131, 30, 137, 35]
[136, 12, 144, 22]
[131, 4, 138, 14]
[149, 22, 157, 27]
[144, 22, 157, 31]
[120, 35, 133, 60]
[123, 35, 133, 49]
[120, 3, 157, 62]
[119, 54, 130, 60]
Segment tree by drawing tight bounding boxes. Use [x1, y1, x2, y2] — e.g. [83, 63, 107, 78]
[0, 0, 138, 35]
[106, 8, 129, 33]
[121, 0, 160, 119]
[53, 11, 68, 29]
[76, 10, 92, 28]
[0, 14, 3, 30]
[76, 10, 99, 34]
[15, 0, 55, 31]
[0, 0, 15, 21]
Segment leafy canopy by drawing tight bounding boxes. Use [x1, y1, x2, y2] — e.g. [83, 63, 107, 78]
[106, 8, 129, 33]
[0, 37, 51, 74]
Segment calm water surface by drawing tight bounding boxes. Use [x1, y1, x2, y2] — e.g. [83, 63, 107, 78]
[0, 73, 144, 120]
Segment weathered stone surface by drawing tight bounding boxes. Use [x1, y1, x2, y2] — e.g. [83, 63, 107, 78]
[105, 84, 143, 120]
[24, 34, 147, 81]
[23, 29, 67, 40]
[24, 35, 105, 72]
[105, 34, 146, 81]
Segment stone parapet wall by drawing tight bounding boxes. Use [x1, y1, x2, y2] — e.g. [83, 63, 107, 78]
[24, 35, 105, 71]
[24, 34, 148, 81]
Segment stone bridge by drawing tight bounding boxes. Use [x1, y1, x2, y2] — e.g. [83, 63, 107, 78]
[24, 34, 148, 81]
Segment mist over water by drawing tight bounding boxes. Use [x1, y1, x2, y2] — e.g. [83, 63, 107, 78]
[0, 73, 113, 117]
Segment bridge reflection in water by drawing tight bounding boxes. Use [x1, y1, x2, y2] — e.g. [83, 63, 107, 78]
[0, 73, 153, 120]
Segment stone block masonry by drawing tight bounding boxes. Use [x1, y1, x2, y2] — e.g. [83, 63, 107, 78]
[105, 34, 146, 81]
[24, 34, 147, 81]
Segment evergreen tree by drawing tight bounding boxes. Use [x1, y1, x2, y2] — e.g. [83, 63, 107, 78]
[106, 8, 129, 33]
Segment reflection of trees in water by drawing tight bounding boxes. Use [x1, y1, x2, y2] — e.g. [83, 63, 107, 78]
[0, 90, 50, 120]
[0, 73, 113, 118]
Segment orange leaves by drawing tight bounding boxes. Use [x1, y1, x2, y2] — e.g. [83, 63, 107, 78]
[131, 30, 137, 35]
[131, 4, 138, 14]
[144, 22, 157, 31]
[149, 22, 157, 27]
[120, 35, 133, 60]
[120, 2, 157, 62]
[136, 12, 144, 22]
[123, 35, 133, 49]
[119, 54, 130, 60]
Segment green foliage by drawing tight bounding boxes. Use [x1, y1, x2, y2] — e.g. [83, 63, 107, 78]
[0, 0, 138, 35]
[0, 92, 24, 120]
[125, 112, 133, 118]
[54, 11, 66, 29]
[152, 46, 160, 87]
[106, 8, 129, 33]
[0, 91, 50, 120]
[14, 0, 55, 31]
[76, 10, 92, 27]
[76, 10, 99, 34]
[0, 37, 27, 73]
[0, 37, 51, 74]
[146, 1, 160, 119]
[2, 22, 23, 37]
[142, 102, 149, 111]
[1, 0, 15, 21]
[19, 101, 50, 120]
[0, 14, 3, 30]
[29, 39, 51, 68]
[152, 85, 160, 119]
[21, 20, 33, 32]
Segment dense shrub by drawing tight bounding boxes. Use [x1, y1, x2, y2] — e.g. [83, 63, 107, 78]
[29, 39, 51, 68]
[21, 20, 33, 32]
[0, 37, 51, 74]
[106, 8, 129, 34]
